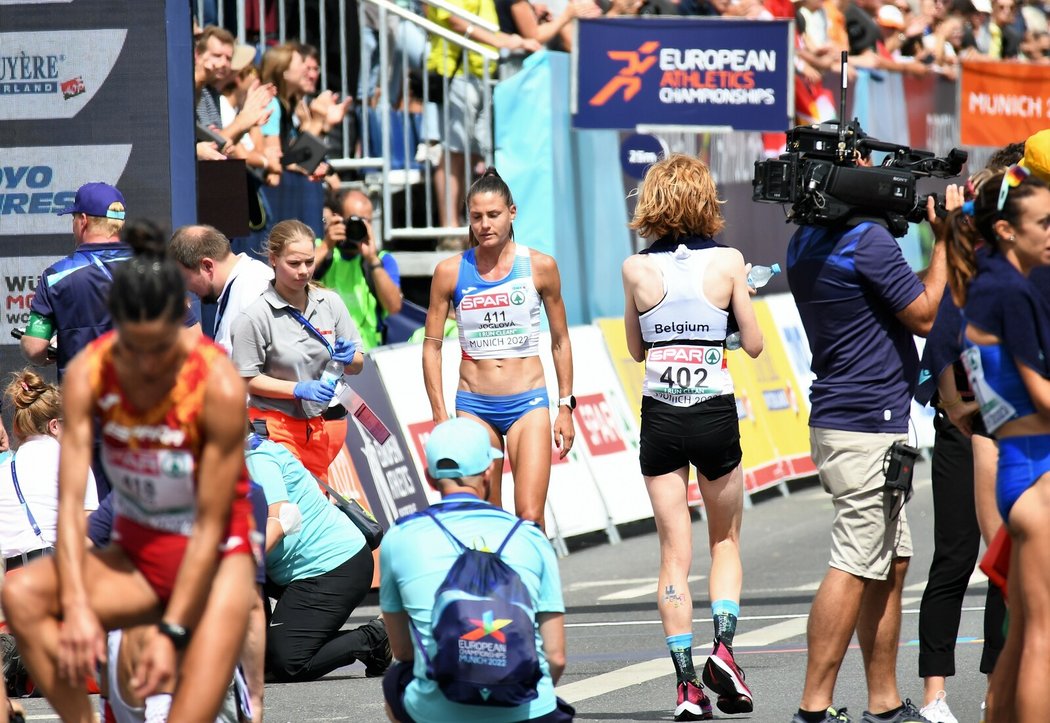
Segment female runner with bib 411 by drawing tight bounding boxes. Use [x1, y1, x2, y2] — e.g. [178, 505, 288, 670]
[422, 169, 574, 529]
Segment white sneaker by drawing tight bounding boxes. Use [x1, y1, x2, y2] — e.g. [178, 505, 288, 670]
[919, 691, 959, 723]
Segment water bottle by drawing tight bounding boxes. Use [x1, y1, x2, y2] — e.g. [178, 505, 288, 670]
[747, 263, 781, 289]
[725, 332, 742, 351]
[301, 359, 345, 417]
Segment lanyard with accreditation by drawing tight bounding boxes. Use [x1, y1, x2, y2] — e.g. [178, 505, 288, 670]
[285, 305, 391, 444]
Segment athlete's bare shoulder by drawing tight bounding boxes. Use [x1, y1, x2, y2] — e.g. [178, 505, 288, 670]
[528, 247, 559, 274]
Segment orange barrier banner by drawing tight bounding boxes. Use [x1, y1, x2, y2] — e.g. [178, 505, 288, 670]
[959, 61, 1050, 148]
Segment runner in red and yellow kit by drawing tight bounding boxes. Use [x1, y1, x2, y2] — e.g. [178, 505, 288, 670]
[3, 222, 256, 723]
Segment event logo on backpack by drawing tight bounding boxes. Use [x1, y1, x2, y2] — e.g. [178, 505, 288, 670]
[410, 506, 543, 707]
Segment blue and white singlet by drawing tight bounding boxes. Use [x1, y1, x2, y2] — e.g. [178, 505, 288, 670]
[453, 244, 541, 360]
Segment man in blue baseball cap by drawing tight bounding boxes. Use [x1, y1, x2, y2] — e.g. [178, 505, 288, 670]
[21, 182, 132, 379]
[55, 181, 127, 220]
[378, 417, 575, 722]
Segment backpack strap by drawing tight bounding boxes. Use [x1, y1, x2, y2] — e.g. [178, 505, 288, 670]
[495, 518, 526, 557]
[423, 509, 467, 552]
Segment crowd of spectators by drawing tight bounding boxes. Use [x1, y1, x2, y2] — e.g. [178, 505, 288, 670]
[184, 0, 1050, 353]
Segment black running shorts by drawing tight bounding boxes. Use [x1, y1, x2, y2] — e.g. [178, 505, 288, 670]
[639, 394, 742, 479]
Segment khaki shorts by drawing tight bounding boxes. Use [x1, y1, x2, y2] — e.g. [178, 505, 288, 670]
[810, 427, 913, 581]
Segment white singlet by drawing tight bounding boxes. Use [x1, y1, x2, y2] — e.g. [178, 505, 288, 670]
[639, 245, 734, 407]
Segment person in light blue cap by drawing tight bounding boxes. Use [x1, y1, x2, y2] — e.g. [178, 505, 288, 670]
[379, 417, 574, 723]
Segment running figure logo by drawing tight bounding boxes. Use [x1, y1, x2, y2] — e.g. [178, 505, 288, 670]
[461, 610, 513, 643]
[589, 41, 661, 106]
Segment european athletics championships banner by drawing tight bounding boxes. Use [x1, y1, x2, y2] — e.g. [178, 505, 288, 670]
[572, 17, 794, 131]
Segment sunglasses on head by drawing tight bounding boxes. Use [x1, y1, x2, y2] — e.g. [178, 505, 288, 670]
[997, 164, 1030, 213]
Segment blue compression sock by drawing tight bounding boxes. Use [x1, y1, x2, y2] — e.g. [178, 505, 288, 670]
[666, 633, 696, 684]
[711, 599, 740, 646]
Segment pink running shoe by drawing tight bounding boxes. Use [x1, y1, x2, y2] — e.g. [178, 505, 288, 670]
[674, 680, 713, 721]
[701, 639, 754, 714]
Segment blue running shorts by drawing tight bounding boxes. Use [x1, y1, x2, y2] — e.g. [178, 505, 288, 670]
[996, 434, 1050, 522]
[455, 388, 550, 435]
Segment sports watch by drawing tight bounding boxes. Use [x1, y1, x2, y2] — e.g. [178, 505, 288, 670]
[558, 395, 577, 410]
[157, 620, 191, 650]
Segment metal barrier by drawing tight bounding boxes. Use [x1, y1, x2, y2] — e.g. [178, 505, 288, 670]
[366, 0, 498, 247]
[195, 0, 500, 271]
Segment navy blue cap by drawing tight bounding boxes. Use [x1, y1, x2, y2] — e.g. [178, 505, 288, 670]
[57, 182, 126, 219]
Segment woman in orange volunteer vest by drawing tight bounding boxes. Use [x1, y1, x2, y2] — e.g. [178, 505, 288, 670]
[422, 168, 575, 528]
[230, 219, 364, 481]
[2, 224, 257, 723]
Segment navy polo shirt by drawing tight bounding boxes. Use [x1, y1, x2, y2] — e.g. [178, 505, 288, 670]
[787, 222, 924, 433]
[30, 242, 199, 378]
[30, 242, 134, 378]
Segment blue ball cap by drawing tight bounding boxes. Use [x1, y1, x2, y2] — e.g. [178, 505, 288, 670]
[57, 182, 126, 219]
[425, 418, 504, 479]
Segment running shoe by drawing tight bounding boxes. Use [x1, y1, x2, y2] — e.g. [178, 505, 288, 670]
[701, 639, 754, 714]
[674, 679, 713, 721]
[0, 632, 29, 698]
[860, 699, 933, 723]
[790, 706, 853, 723]
[360, 618, 392, 678]
[918, 691, 959, 723]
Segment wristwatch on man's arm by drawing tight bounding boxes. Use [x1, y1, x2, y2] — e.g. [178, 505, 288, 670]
[558, 395, 577, 411]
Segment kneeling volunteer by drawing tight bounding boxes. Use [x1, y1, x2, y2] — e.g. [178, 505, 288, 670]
[246, 432, 390, 682]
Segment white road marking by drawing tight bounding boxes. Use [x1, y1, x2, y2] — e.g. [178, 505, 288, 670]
[559, 616, 808, 702]
[569, 577, 673, 590]
[597, 575, 705, 602]
[732, 617, 809, 647]
[557, 657, 672, 703]
[566, 612, 810, 629]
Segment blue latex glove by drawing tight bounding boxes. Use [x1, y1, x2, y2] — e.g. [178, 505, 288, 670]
[332, 338, 358, 365]
[293, 379, 337, 403]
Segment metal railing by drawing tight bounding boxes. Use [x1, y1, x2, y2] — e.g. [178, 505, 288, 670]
[365, 0, 498, 246]
[195, 0, 501, 268]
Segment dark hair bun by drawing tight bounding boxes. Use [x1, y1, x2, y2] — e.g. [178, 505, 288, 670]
[121, 218, 169, 258]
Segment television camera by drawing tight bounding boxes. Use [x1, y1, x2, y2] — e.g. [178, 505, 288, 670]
[752, 53, 967, 237]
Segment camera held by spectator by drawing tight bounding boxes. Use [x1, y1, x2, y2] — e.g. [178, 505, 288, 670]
[339, 216, 369, 256]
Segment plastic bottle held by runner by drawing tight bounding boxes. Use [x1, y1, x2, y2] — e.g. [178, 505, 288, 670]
[725, 332, 742, 351]
[747, 263, 781, 289]
[301, 359, 345, 417]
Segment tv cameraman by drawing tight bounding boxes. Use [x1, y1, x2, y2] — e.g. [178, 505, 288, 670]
[786, 162, 956, 723]
[315, 190, 402, 351]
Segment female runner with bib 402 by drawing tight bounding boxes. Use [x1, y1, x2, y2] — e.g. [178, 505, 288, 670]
[622, 155, 763, 722]
[422, 169, 574, 528]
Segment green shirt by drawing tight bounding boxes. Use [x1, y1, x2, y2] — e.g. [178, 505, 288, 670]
[409, 319, 458, 344]
[315, 245, 397, 351]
